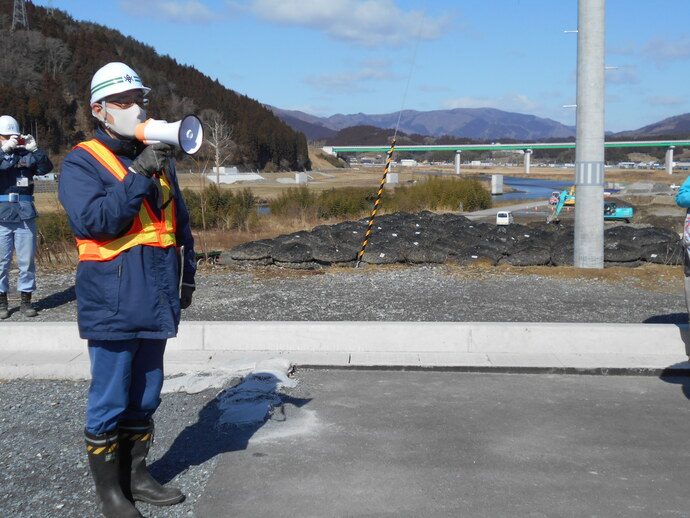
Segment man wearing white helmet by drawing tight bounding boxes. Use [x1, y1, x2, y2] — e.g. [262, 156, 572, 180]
[59, 62, 196, 518]
[0, 115, 53, 319]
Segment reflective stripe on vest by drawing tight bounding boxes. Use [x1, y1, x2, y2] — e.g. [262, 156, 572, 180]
[74, 140, 177, 261]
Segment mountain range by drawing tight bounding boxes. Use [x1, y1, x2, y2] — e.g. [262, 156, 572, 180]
[270, 106, 690, 143]
[614, 113, 690, 139]
[269, 106, 576, 141]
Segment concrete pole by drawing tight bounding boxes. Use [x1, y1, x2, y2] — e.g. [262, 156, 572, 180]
[524, 149, 532, 175]
[491, 174, 504, 195]
[666, 146, 675, 175]
[574, 0, 605, 269]
[454, 150, 462, 174]
[387, 159, 399, 186]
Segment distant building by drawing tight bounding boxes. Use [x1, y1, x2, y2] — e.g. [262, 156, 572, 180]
[212, 166, 239, 175]
[400, 159, 418, 167]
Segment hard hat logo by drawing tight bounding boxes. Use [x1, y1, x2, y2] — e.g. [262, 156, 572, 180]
[89, 62, 151, 105]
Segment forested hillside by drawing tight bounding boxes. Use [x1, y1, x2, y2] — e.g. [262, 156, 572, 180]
[0, 2, 310, 170]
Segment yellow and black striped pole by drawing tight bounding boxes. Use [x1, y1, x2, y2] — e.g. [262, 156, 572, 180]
[355, 139, 396, 268]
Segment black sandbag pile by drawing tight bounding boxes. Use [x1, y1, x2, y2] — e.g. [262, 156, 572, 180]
[219, 211, 683, 269]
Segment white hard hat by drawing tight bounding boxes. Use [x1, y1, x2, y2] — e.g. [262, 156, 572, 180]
[0, 115, 20, 136]
[90, 62, 151, 104]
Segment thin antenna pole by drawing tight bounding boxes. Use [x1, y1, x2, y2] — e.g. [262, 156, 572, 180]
[354, 2, 428, 268]
[355, 139, 396, 268]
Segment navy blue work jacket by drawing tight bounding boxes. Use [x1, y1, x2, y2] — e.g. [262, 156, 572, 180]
[0, 147, 53, 222]
[58, 129, 196, 340]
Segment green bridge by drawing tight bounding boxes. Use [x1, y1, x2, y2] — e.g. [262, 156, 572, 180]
[326, 139, 690, 154]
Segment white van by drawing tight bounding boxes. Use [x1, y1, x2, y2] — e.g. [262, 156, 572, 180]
[496, 211, 514, 226]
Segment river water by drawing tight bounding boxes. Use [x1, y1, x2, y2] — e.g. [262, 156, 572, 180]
[416, 171, 573, 202]
[497, 176, 574, 202]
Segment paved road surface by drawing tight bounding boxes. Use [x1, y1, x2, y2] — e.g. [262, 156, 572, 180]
[195, 369, 690, 517]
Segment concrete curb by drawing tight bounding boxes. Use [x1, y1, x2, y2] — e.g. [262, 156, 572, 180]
[2, 321, 690, 380]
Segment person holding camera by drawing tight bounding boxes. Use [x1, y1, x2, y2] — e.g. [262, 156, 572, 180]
[58, 62, 196, 518]
[0, 115, 53, 319]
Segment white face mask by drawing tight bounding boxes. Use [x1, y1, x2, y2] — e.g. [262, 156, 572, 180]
[99, 103, 147, 139]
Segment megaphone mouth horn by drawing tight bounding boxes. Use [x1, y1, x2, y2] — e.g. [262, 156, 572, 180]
[178, 115, 204, 155]
[134, 115, 204, 155]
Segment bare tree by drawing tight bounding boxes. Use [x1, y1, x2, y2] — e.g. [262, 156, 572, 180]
[166, 93, 196, 121]
[199, 109, 236, 184]
[44, 37, 70, 79]
[190, 151, 211, 256]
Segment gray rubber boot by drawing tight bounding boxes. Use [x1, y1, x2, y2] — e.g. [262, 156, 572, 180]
[85, 430, 144, 518]
[0, 292, 9, 319]
[20, 291, 37, 317]
[119, 420, 185, 506]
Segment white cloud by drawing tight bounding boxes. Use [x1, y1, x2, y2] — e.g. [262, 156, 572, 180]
[304, 73, 371, 94]
[442, 93, 541, 114]
[642, 37, 690, 62]
[119, 0, 218, 23]
[239, 0, 451, 48]
[304, 62, 403, 94]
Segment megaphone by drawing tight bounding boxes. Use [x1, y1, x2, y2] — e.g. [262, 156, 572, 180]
[135, 114, 204, 155]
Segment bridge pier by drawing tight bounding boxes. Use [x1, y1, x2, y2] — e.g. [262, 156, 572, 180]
[491, 174, 504, 195]
[666, 146, 675, 175]
[454, 150, 462, 174]
[524, 149, 533, 175]
[386, 161, 398, 186]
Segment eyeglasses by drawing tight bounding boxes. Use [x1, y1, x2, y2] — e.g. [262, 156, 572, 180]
[105, 96, 149, 109]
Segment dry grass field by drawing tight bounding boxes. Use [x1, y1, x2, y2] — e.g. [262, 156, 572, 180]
[36, 163, 683, 215]
[31, 146, 690, 268]
[36, 143, 688, 213]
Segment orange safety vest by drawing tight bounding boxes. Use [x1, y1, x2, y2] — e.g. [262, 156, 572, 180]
[74, 139, 177, 261]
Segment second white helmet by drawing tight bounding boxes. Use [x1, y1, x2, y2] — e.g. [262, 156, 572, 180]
[90, 62, 151, 105]
[0, 115, 20, 136]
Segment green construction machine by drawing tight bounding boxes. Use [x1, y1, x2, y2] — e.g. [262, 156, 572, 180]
[547, 191, 633, 224]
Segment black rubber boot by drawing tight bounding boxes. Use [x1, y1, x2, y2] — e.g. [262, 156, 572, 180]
[119, 420, 185, 506]
[85, 430, 144, 518]
[0, 292, 8, 319]
[20, 291, 37, 317]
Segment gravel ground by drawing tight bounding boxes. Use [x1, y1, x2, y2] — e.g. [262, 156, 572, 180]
[5, 262, 687, 323]
[1, 262, 687, 516]
[0, 379, 236, 517]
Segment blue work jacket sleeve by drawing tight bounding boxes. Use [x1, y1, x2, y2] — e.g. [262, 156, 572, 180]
[58, 147, 154, 241]
[24, 149, 54, 177]
[0, 149, 54, 222]
[0, 148, 53, 189]
[676, 175, 690, 208]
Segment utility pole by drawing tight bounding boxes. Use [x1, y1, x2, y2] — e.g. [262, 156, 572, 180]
[12, 0, 29, 30]
[574, 0, 605, 269]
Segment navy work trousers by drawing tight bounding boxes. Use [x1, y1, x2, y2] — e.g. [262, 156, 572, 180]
[86, 338, 166, 435]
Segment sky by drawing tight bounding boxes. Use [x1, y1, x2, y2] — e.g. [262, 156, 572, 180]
[31, 0, 690, 133]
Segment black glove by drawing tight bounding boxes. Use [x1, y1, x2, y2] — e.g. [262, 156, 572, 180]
[180, 285, 195, 309]
[128, 143, 173, 178]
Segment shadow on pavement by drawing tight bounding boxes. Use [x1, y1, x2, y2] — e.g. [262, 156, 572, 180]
[660, 365, 690, 400]
[643, 313, 687, 324]
[150, 372, 311, 484]
[36, 285, 76, 310]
